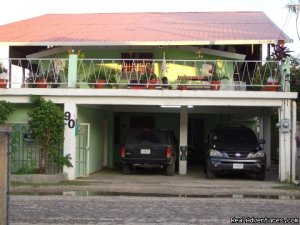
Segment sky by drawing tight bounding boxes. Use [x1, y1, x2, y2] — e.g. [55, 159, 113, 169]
[0, 0, 299, 57]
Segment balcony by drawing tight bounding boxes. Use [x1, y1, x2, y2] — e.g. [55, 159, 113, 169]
[0, 58, 291, 92]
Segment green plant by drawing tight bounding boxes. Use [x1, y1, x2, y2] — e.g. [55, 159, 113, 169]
[28, 95, 72, 174]
[212, 70, 221, 81]
[179, 75, 188, 84]
[26, 73, 45, 88]
[46, 71, 61, 88]
[0, 100, 15, 125]
[86, 70, 106, 88]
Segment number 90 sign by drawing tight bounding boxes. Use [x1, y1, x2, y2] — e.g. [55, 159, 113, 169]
[64, 111, 76, 128]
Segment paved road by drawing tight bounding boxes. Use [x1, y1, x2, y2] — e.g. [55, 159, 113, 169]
[10, 195, 300, 225]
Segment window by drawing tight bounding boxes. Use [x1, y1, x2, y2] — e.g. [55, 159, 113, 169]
[121, 52, 153, 74]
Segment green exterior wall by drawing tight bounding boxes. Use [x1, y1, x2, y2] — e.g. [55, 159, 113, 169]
[77, 106, 104, 174]
[77, 106, 115, 174]
[6, 104, 32, 123]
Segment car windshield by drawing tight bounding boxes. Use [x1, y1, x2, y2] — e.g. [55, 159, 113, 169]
[212, 128, 257, 144]
[126, 129, 168, 144]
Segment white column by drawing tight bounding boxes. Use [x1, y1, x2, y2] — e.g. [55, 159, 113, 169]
[262, 114, 271, 169]
[63, 102, 77, 180]
[179, 106, 188, 175]
[278, 99, 292, 182]
[68, 54, 78, 88]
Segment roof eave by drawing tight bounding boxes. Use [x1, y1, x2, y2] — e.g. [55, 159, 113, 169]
[0, 39, 293, 47]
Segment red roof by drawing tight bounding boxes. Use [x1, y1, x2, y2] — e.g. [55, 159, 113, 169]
[0, 12, 292, 46]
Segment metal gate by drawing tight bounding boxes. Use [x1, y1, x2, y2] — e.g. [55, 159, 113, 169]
[76, 123, 90, 177]
[11, 124, 62, 174]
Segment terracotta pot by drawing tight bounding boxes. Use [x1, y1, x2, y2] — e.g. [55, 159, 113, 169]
[210, 81, 221, 90]
[177, 85, 188, 90]
[130, 85, 145, 89]
[95, 79, 106, 89]
[261, 82, 279, 91]
[147, 79, 159, 89]
[36, 78, 47, 88]
[0, 79, 7, 88]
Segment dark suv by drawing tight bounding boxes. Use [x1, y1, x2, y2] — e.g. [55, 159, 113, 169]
[121, 128, 178, 176]
[205, 124, 266, 180]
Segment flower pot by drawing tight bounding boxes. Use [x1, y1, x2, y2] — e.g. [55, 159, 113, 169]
[177, 85, 188, 90]
[0, 79, 7, 88]
[210, 81, 221, 90]
[147, 79, 159, 89]
[130, 85, 145, 89]
[261, 82, 279, 91]
[36, 78, 47, 88]
[95, 79, 106, 89]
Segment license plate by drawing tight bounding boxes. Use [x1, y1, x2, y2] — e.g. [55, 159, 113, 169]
[233, 163, 244, 169]
[141, 149, 151, 154]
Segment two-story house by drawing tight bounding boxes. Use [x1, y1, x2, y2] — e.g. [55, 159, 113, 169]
[0, 12, 297, 182]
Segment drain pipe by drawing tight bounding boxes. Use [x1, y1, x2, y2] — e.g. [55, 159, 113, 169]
[292, 100, 299, 184]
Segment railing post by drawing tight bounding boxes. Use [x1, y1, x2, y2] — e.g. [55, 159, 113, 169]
[68, 54, 78, 88]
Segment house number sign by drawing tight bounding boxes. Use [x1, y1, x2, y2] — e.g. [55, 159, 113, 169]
[64, 111, 76, 129]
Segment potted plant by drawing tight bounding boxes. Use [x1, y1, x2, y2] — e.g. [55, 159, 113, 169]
[26, 73, 47, 88]
[146, 73, 159, 89]
[46, 71, 60, 88]
[177, 75, 188, 90]
[210, 71, 221, 90]
[0, 62, 8, 88]
[86, 70, 107, 88]
[161, 76, 171, 89]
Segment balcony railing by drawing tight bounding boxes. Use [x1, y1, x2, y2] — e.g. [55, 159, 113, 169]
[0, 58, 291, 91]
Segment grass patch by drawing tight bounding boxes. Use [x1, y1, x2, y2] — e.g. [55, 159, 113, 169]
[272, 183, 300, 190]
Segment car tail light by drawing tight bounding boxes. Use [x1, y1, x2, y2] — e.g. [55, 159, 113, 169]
[121, 147, 126, 157]
[166, 147, 171, 159]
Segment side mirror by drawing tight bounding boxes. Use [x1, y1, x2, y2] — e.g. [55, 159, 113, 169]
[259, 139, 266, 144]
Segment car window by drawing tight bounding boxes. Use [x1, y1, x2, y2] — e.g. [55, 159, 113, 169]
[126, 130, 168, 144]
[212, 128, 257, 143]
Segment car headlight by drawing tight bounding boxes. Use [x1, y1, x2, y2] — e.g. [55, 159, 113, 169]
[247, 150, 265, 159]
[209, 149, 223, 157]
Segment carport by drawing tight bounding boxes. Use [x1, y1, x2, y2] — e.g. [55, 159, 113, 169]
[58, 89, 297, 182]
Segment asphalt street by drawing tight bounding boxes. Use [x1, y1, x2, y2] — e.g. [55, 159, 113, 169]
[10, 195, 300, 225]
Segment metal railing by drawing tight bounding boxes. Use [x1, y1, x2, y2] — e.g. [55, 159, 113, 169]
[0, 58, 291, 91]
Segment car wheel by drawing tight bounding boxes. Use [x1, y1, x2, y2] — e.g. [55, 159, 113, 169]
[255, 171, 265, 180]
[123, 164, 131, 175]
[166, 161, 175, 176]
[206, 168, 215, 179]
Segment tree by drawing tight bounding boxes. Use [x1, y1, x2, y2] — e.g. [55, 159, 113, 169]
[287, 0, 300, 40]
[0, 101, 15, 125]
[28, 95, 72, 173]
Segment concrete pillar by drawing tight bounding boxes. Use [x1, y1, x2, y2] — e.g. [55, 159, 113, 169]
[260, 114, 271, 169]
[0, 134, 8, 225]
[179, 106, 188, 175]
[292, 101, 297, 183]
[0, 125, 11, 225]
[278, 99, 292, 182]
[68, 54, 78, 88]
[63, 102, 77, 180]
